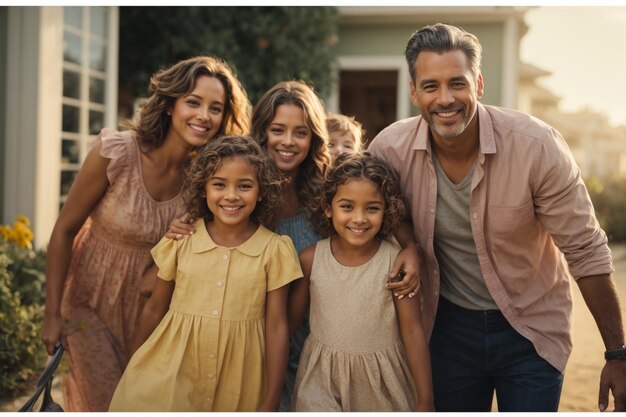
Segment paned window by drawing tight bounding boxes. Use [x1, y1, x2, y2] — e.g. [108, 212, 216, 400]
[60, 6, 112, 211]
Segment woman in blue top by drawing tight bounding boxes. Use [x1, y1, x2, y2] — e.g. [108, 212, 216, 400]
[248, 81, 330, 410]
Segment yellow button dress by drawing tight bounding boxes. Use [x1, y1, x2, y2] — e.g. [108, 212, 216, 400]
[109, 219, 302, 411]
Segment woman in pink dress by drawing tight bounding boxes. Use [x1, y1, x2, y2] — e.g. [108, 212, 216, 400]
[41, 56, 250, 412]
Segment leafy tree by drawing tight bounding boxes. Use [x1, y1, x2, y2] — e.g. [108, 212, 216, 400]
[118, 6, 339, 117]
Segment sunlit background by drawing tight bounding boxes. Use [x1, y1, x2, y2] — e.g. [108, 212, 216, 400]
[523, 6, 626, 127]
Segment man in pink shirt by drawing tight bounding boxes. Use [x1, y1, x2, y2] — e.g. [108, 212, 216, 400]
[369, 23, 625, 412]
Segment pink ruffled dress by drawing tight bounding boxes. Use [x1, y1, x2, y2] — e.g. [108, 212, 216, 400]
[59, 128, 186, 411]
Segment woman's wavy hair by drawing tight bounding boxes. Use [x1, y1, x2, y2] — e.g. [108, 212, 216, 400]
[312, 152, 406, 239]
[182, 135, 284, 230]
[132, 56, 251, 150]
[251, 80, 331, 217]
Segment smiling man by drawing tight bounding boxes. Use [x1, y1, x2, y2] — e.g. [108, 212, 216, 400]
[368, 23, 625, 412]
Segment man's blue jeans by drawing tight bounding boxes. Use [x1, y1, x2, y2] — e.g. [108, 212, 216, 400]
[429, 297, 564, 412]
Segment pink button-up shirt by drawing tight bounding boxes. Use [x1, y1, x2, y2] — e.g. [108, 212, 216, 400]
[369, 102, 614, 372]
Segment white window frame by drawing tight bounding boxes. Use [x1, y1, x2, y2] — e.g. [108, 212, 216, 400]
[59, 6, 118, 207]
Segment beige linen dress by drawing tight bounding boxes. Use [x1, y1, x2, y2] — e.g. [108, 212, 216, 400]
[60, 128, 186, 411]
[292, 238, 417, 411]
[108, 219, 303, 411]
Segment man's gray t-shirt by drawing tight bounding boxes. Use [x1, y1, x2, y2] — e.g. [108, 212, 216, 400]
[433, 154, 498, 310]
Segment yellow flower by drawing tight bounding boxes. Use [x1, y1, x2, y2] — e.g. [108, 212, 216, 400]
[12, 221, 33, 249]
[0, 225, 11, 241]
[6, 228, 17, 243]
[15, 215, 30, 227]
[0, 215, 35, 249]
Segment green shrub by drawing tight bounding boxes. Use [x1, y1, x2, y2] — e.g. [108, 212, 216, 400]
[7, 248, 46, 307]
[0, 216, 47, 397]
[0, 254, 46, 396]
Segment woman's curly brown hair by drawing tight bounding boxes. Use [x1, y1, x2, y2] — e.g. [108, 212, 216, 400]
[251, 80, 331, 218]
[182, 135, 284, 230]
[132, 56, 251, 151]
[312, 152, 406, 239]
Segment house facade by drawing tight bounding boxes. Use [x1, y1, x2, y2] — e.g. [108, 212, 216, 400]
[0, 6, 528, 248]
[1, 6, 119, 247]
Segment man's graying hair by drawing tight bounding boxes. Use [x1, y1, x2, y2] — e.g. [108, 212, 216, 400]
[405, 23, 483, 82]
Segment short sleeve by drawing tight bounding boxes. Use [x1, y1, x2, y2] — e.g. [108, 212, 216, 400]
[266, 235, 303, 292]
[96, 128, 133, 184]
[150, 236, 181, 281]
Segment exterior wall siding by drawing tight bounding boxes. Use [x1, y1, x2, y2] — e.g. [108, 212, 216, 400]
[0, 7, 7, 221]
[4, 7, 40, 234]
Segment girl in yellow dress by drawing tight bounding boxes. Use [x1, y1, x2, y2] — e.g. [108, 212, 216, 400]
[108, 135, 303, 411]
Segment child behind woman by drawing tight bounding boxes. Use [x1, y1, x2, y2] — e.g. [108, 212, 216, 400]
[108, 135, 303, 411]
[290, 152, 435, 411]
[325, 112, 365, 161]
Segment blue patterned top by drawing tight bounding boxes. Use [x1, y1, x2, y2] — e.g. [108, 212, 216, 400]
[275, 211, 320, 254]
[275, 211, 320, 411]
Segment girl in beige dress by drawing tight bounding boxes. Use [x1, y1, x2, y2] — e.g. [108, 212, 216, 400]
[41, 56, 250, 411]
[290, 153, 435, 411]
[109, 136, 303, 411]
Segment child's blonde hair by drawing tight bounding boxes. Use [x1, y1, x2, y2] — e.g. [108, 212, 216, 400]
[325, 112, 365, 153]
[313, 152, 405, 239]
[183, 135, 284, 230]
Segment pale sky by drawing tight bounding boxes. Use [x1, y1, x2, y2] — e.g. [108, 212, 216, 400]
[521, 6, 626, 127]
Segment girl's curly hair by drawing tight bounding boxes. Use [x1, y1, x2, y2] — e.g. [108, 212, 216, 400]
[132, 56, 251, 151]
[312, 152, 406, 239]
[182, 135, 284, 230]
[251, 80, 331, 218]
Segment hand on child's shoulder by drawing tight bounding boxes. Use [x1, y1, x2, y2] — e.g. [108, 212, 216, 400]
[298, 244, 316, 270]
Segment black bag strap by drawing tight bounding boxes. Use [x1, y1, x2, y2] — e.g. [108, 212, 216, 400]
[18, 382, 46, 412]
[36, 345, 65, 387]
[40, 376, 63, 412]
[17, 345, 65, 412]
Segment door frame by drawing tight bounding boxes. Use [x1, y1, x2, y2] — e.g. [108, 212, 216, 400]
[328, 55, 411, 121]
